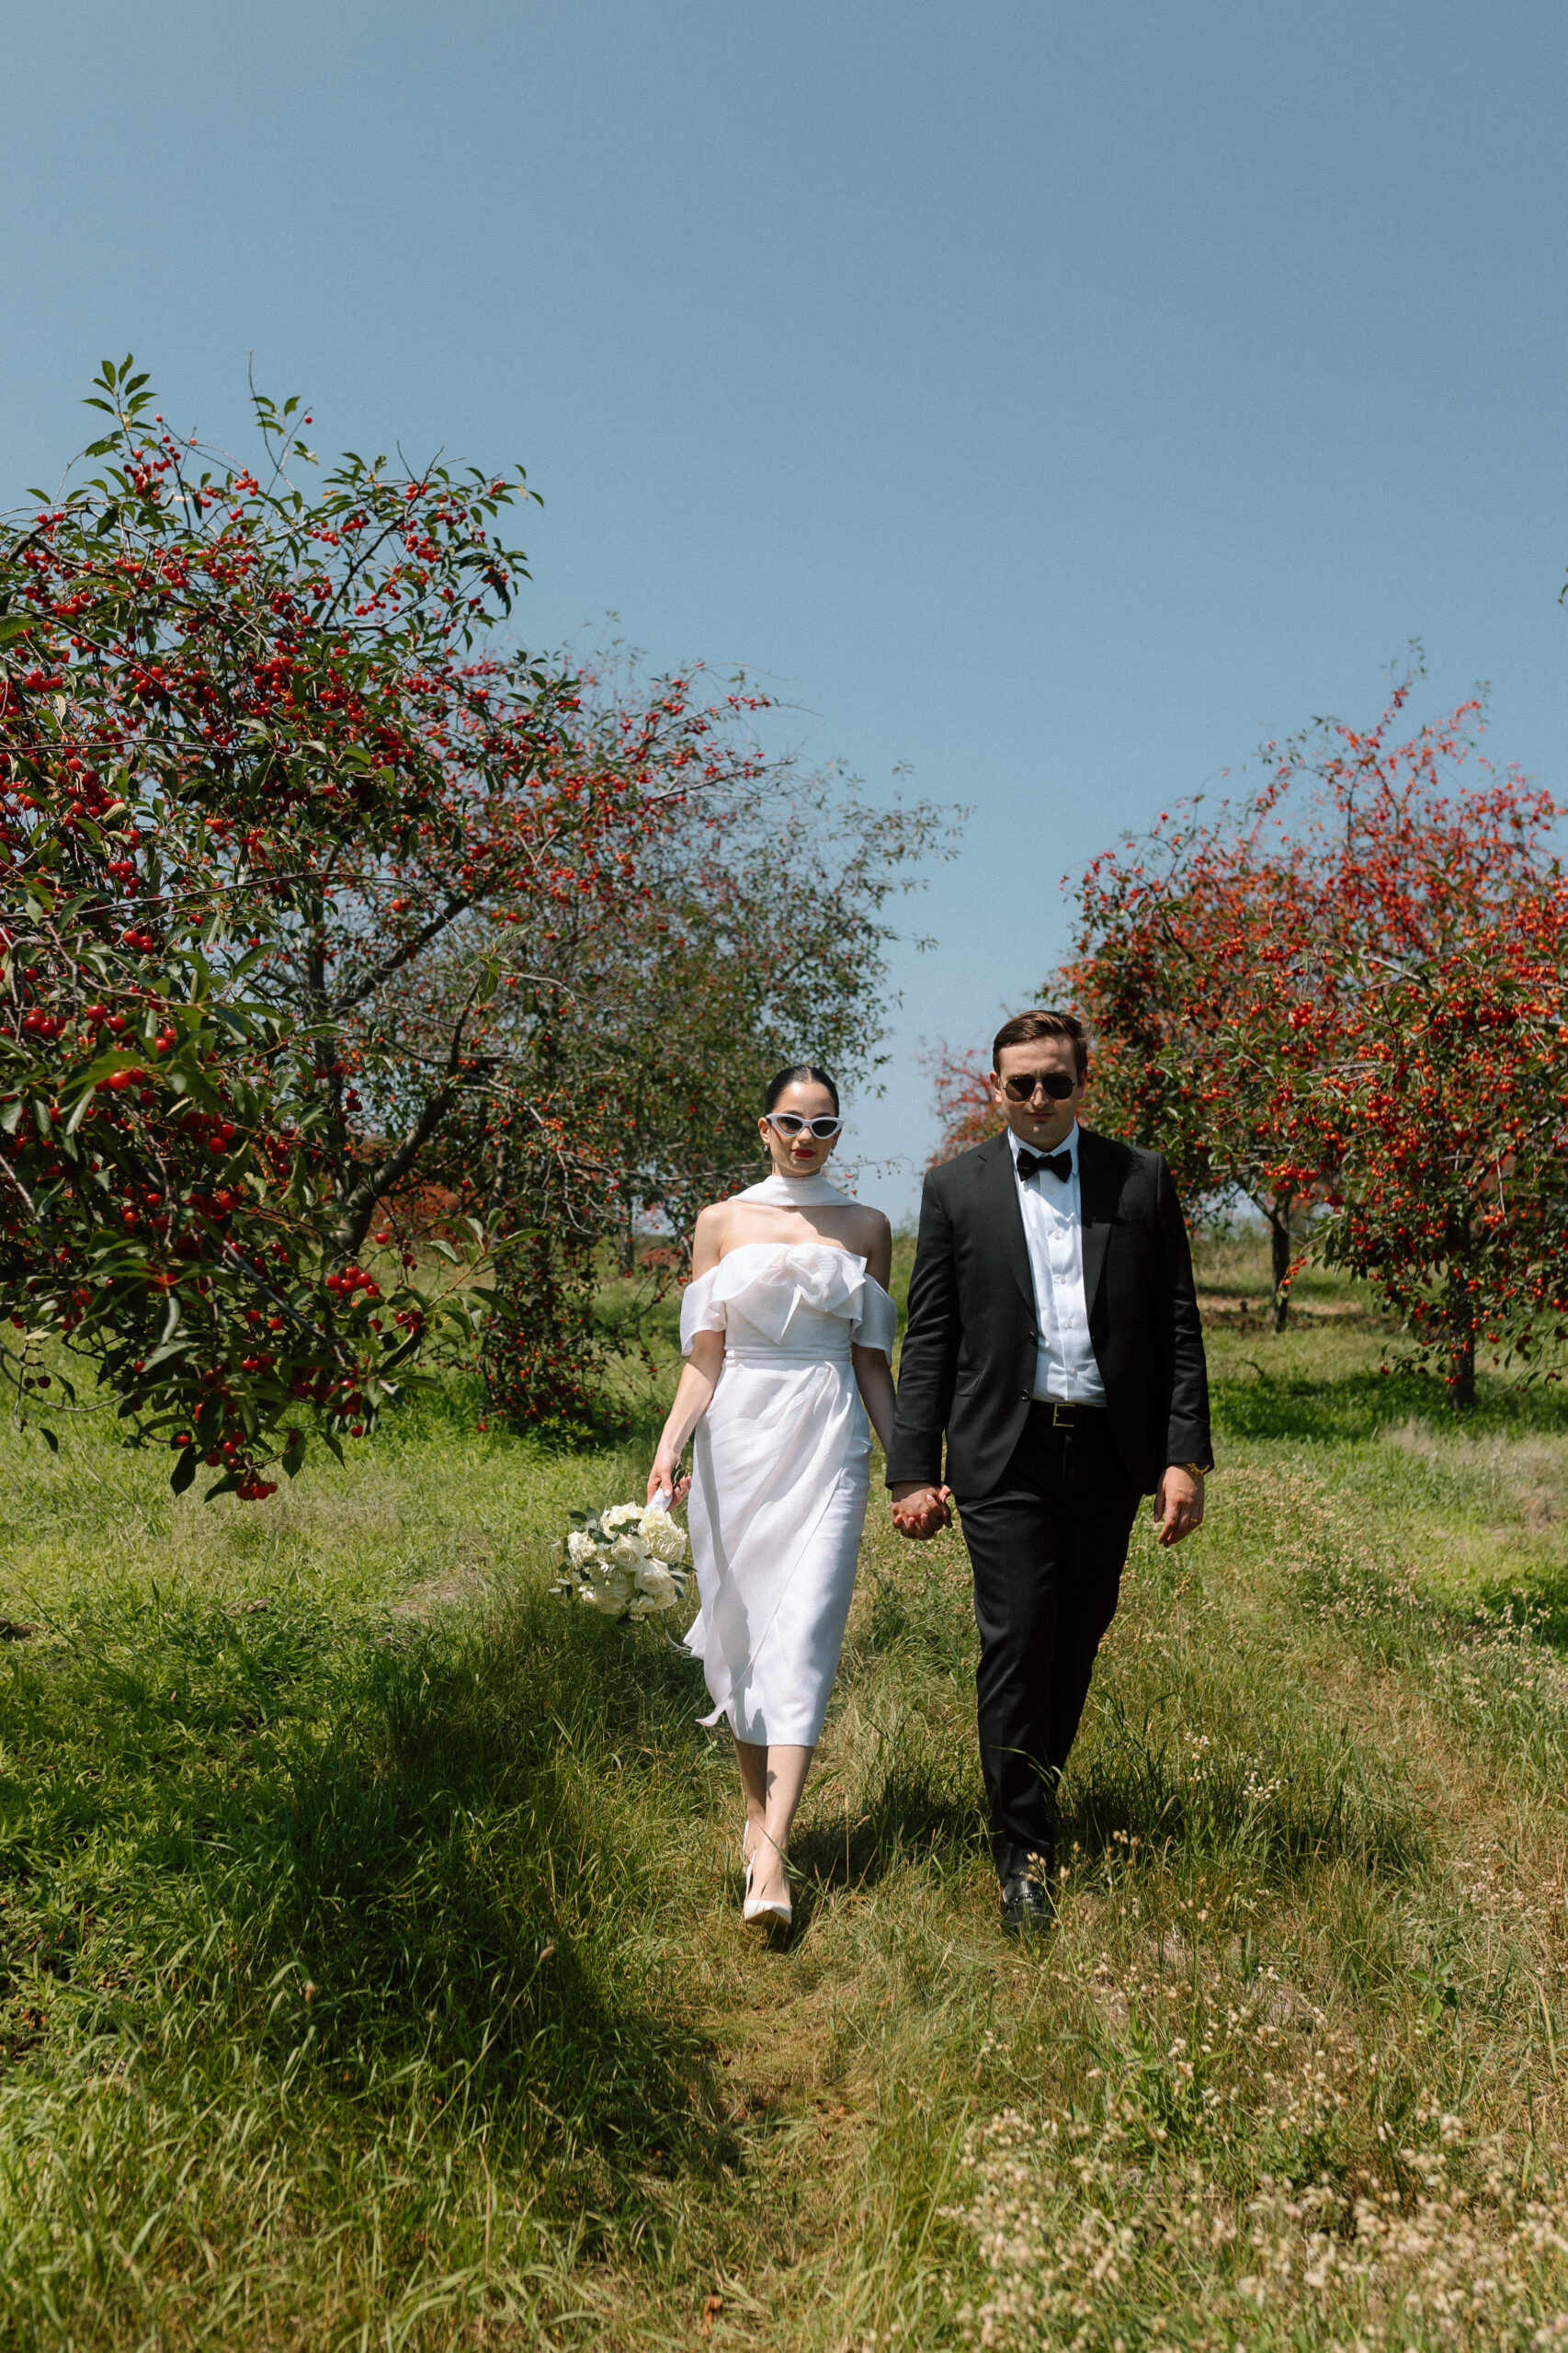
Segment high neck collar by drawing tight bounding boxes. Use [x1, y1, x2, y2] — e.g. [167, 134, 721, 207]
[739, 1168, 855, 1207]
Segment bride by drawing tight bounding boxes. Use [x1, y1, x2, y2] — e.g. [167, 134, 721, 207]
[647, 1064, 896, 1929]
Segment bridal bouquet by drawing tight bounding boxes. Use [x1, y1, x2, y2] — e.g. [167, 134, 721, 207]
[556, 1499, 692, 1621]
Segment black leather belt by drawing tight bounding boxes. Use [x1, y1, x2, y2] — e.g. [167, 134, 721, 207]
[1028, 1399, 1108, 1428]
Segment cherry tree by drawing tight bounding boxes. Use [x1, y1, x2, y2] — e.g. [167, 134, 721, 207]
[0, 362, 772, 1485]
[1059, 677, 1568, 1394]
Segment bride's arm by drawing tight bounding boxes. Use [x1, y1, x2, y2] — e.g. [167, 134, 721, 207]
[851, 1211, 897, 1454]
[648, 1330, 724, 1503]
[851, 1346, 896, 1458]
[647, 1205, 728, 1503]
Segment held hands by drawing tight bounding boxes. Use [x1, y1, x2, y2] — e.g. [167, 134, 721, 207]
[1154, 1465, 1204, 1547]
[890, 1481, 953, 1540]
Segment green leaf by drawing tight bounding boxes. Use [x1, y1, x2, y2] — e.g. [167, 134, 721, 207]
[38, 1425, 59, 1455]
[170, 1445, 199, 1495]
[282, 1432, 306, 1479]
[203, 1471, 240, 1502]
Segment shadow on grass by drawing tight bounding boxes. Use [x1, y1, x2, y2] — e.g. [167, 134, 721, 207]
[1060, 1699, 1424, 1881]
[791, 1762, 988, 1911]
[3, 1578, 738, 2211]
[1471, 1571, 1568, 1651]
[1214, 1363, 1568, 1448]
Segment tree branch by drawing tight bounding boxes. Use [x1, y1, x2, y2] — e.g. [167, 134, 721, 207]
[327, 972, 486, 1257]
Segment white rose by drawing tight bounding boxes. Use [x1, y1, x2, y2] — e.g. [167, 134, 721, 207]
[626, 1594, 661, 1620]
[599, 1503, 643, 1534]
[634, 1559, 679, 1608]
[566, 1529, 598, 1568]
[638, 1506, 689, 1564]
[607, 1535, 645, 1573]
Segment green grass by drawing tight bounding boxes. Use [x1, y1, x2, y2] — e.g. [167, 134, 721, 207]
[5, 1239, 1568, 2346]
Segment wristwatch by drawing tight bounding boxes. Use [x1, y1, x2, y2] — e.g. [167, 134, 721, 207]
[1180, 1461, 1209, 1480]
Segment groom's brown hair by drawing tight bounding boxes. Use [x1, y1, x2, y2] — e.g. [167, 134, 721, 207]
[992, 1008, 1089, 1078]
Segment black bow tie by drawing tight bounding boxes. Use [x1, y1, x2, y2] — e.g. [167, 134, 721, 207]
[1017, 1147, 1073, 1184]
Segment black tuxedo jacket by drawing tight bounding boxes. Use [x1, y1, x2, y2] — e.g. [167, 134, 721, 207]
[886, 1127, 1213, 1499]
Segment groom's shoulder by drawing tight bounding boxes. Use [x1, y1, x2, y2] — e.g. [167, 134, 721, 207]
[1079, 1125, 1171, 1196]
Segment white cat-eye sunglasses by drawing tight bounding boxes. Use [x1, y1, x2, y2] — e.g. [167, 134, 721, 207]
[764, 1112, 844, 1140]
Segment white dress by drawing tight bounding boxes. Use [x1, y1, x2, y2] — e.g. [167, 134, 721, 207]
[679, 1174, 898, 1746]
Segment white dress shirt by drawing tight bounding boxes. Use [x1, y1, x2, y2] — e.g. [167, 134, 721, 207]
[1007, 1122, 1107, 1404]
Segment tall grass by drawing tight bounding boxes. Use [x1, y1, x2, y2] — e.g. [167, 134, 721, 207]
[4, 1238, 1568, 2344]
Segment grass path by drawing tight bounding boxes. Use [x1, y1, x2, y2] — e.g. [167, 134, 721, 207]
[6, 1252, 1568, 2346]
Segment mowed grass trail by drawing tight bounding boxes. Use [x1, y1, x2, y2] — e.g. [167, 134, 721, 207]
[6, 1242, 1568, 2347]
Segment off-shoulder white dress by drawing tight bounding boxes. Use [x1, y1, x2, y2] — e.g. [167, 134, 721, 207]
[679, 1227, 898, 1746]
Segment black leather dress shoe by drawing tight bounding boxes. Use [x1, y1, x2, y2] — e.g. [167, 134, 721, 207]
[999, 1869, 1054, 1938]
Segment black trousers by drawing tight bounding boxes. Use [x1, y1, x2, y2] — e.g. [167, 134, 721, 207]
[955, 1404, 1142, 1878]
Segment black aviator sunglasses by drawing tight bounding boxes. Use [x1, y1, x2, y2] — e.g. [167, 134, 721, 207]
[999, 1071, 1079, 1103]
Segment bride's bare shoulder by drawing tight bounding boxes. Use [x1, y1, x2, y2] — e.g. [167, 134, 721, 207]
[691, 1197, 743, 1273]
[846, 1202, 892, 1279]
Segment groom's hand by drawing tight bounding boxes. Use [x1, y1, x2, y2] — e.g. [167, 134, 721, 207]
[1154, 1465, 1204, 1547]
[890, 1481, 952, 1540]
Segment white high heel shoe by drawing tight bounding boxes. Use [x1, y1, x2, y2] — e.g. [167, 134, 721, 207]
[742, 1825, 792, 1928]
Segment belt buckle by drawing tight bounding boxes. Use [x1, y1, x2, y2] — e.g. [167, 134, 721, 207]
[1051, 1402, 1075, 1428]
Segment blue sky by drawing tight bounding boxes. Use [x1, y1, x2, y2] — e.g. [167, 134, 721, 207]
[3, 1, 1563, 1214]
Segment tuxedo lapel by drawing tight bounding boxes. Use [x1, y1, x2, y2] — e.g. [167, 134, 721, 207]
[981, 1135, 1038, 1321]
[1077, 1126, 1118, 1314]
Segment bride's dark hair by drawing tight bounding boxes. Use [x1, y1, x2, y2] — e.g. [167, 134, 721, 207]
[764, 1063, 840, 1116]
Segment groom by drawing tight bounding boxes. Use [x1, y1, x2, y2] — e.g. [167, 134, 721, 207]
[887, 1009, 1212, 1936]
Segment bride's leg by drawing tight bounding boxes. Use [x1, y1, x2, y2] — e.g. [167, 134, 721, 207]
[754, 1743, 814, 1906]
[734, 1737, 769, 1865]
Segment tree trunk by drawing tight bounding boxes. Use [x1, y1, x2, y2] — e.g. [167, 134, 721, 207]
[1267, 1195, 1294, 1333]
[1446, 1256, 1477, 1411]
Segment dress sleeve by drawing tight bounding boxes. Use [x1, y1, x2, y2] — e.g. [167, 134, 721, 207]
[851, 1277, 898, 1357]
[678, 1267, 727, 1356]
